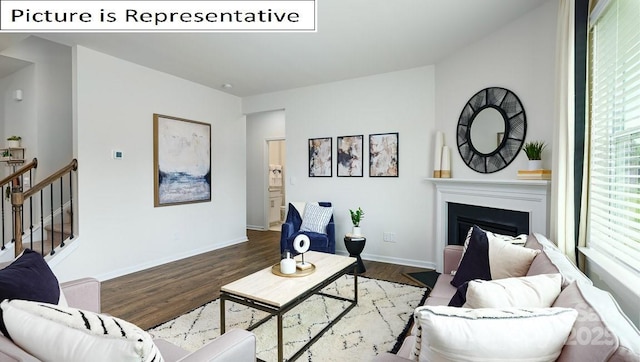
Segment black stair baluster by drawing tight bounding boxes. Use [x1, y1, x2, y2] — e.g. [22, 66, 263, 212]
[69, 169, 74, 239]
[60, 176, 64, 248]
[50, 184, 54, 255]
[29, 169, 34, 248]
[1, 185, 5, 251]
[20, 174, 25, 249]
[40, 189, 44, 255]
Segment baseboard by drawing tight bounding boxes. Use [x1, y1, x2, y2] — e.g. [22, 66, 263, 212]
[246, 225, 265, 231]
[335, 250, 436, 270]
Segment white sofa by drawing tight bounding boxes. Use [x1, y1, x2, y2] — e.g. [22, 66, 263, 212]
[374, 232, 640, 361]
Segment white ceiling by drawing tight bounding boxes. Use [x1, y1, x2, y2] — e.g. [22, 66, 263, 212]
[1, 0, 549, 97]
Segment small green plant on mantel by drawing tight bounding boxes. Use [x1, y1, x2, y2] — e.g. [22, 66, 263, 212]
[522, 141, 546, 160]
[349, 207, 365, 227]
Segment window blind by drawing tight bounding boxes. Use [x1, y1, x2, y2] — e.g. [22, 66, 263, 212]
[587, 0, 640, 273]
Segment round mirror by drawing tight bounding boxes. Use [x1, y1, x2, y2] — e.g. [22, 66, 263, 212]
[456, 87, 526, 173]
[469, 107, 505, 154]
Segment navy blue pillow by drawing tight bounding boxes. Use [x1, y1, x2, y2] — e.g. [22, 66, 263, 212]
[448, 282, 470, 307]
[0, 249, 60, 304]
[450, 225, 491, 288]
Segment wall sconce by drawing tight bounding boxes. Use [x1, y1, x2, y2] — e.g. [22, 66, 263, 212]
[14, 89, 23, 102]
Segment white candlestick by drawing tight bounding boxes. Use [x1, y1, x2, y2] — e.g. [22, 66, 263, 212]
[433, 131, 444, 177]
[441, 146, 451, 178]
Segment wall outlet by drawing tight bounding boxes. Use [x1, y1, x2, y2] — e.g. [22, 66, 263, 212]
[383, 232, 396, 242]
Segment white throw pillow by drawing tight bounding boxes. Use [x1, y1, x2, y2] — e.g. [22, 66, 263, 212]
[411, 306, 578, 362]
[463, 273, 562, 308]
[487, 232, 539, 279]
[300, 203, 333, 234]
[455, 226, 528, 273]
[0, 299, 163, 362]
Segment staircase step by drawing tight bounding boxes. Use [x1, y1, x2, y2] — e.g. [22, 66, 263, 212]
[44, 222, 72, 234]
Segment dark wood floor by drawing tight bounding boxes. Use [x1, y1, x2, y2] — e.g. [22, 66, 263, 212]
[101, 230, 430, 330]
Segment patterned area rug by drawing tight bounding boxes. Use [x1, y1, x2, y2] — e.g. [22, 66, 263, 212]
[149, 276, 427, 361]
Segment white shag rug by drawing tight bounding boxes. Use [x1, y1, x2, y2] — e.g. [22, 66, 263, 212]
[148, 275, 427, 361]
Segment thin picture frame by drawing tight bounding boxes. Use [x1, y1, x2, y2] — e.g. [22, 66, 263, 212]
[369, 132, 399, 177]
[337, 135, 364, 177]
[153, 114, 212, 207]
[308, 137, 332, 177]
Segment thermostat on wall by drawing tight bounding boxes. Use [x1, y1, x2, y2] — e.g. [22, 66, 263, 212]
[112, 150, 123, 160]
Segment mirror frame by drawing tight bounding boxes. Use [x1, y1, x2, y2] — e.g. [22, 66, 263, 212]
[456, 87, 526, 173]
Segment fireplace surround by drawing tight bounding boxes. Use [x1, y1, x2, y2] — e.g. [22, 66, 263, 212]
[429, 178, 550, 272]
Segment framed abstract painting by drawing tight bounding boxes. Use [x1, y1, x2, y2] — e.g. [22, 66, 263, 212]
[369, 132, 399, 177]
[153, 114, 211, 207]
[337, 135, 363, 177]
[308, 137, 332, 177]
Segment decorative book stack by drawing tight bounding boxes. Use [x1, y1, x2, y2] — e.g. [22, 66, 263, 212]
[517, 169, 551, 180]
[345, 233, 365, 241]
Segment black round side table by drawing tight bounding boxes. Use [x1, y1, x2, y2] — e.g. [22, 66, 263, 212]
[344, 236, 366, 274]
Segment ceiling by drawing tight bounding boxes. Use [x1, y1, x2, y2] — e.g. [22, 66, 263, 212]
[0, 0, 549, 97]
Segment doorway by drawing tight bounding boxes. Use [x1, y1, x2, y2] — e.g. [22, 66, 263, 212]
[267, 139, 286, 231]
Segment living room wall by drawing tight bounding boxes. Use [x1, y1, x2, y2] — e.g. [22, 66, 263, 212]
[243, 66, 437, 268]
[435, 0, 557, 180]
[52, 46, 247, 282]
[242, 1, 558, 269]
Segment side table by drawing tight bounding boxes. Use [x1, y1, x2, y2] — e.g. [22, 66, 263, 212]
[344, 236, 366, 273]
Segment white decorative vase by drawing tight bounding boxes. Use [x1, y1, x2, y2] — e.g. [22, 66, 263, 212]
[352, 226, 362, 237]
[527, 160, 543, 170]
[7, 140, 19, 148]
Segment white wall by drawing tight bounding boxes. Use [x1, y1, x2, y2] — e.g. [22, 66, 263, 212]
[0, 64, 36, 168]
[244, 66, 437, 268]
[52, 46, 247, 282]
[246, 109, 285, 230]
[435, 0, 558, 182]
[243, 1, 558, 269]
[1, 36, 73, 180]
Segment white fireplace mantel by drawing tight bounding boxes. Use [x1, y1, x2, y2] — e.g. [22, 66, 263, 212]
[427, 178, 551, 272]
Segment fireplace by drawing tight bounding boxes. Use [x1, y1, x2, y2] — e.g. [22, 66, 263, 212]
[429, 178, 550, 272]
[447, 203, 529, 245]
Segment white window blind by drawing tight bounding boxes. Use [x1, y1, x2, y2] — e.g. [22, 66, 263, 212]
[587, 0, 640, 274]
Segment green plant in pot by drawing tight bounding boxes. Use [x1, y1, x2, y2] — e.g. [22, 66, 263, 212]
[349, 207, 365, 237]
[6, 136, 21, 148]
[522, 141, 546, 170]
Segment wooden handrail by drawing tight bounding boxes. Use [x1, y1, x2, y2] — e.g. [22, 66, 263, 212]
[0, 158, 37, 187]
[24, 159, 77, 199]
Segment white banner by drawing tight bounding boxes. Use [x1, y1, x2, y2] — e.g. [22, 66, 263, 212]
[0, 1, 316, 32]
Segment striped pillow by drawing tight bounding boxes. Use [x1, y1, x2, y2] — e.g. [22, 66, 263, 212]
[300, 203, 333, 234]
[0, 299, 163, 362]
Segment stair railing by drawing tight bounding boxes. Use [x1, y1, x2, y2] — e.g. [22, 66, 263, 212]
[11, 159, 77, 257]
[0, 158, 37, 252]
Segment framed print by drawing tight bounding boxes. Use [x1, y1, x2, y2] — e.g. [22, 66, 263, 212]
[337, 135, 363, 177]
[308, 137, 332, 177]
[369, 132, 399, 177]
[153, 114, 211, 207]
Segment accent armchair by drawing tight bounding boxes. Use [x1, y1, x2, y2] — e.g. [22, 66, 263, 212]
[0, 277, 256, 362]
[280, 202, 336, 254]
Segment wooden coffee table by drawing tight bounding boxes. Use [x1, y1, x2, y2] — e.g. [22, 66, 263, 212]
[220, 251, 357, 362]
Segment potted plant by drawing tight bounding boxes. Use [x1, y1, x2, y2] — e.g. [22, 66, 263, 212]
[522, 141, 546, 170]
[349, 207, 365, 236]
[2, 150, 11, 161]
[6, 136, 21, 148]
